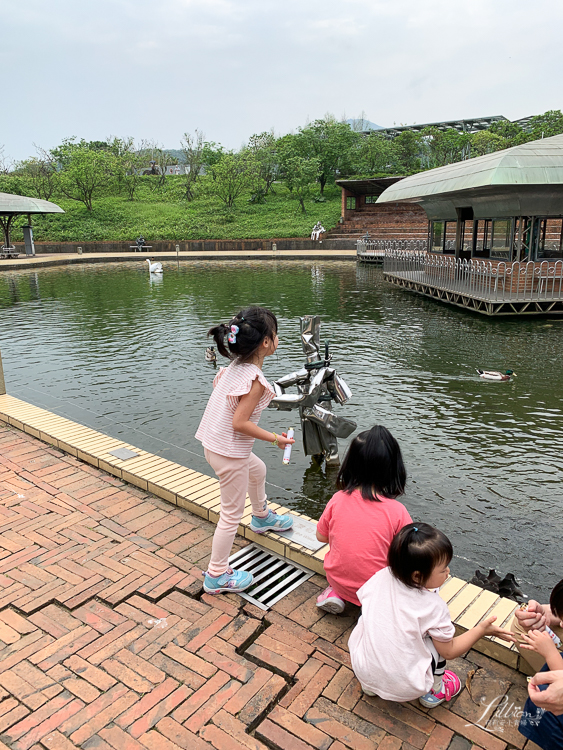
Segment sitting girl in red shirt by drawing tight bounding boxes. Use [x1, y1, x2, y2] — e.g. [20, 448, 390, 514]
[316, 425, 412, 613]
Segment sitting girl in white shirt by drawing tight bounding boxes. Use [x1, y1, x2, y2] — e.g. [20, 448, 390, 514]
[348, 522, 515, 707]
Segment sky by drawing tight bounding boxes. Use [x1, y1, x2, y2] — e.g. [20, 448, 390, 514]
[2, 0, 562, 163]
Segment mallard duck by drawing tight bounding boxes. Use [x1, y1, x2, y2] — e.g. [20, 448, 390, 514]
[476, 369, 515, 381]
[146, 258, 163, 274]
[205, 346, 217, 363]
[470, 569, 525, 602]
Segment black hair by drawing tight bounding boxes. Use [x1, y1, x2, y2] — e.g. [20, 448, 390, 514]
[336, 425, 406, 501]
[208, 307, 278, 364]
[550, 578, 563, 618]
[388, 522, 453, 590]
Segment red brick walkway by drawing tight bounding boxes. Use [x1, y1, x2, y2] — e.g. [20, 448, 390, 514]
[0, 422, 539, 750]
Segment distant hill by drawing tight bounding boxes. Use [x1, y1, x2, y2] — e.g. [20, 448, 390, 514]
[346, 118, 383, 131]
[163, 149, 185, 163]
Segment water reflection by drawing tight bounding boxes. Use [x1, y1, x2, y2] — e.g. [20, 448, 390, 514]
[0, 260, 561, 599]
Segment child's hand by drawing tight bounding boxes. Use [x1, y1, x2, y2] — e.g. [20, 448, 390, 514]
[276, 432, 296, 449]
[479, 615, 517, 643]
[520, 629, 559, 660]
[515, 600, 547, 632]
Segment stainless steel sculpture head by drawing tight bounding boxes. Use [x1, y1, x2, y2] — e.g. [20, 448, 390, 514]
[269, 316, 357, 466]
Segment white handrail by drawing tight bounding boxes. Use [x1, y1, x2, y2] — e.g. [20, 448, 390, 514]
[357, 238, 430, 256]
[382, 250, 563, 302]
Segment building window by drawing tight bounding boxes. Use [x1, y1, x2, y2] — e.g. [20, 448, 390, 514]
[490, 219, 511, 260]
[431, 221, 444, 252]
[444, 221, 456, 254]
[346, 197, 356, 210]
[472, 219, 495, 258]
[536, 218, 563, 260]
[365, 196, 377, 204]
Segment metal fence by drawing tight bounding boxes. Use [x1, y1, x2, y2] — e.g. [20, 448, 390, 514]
[357, 238, 429, 258]
[383, 250, 563, 301]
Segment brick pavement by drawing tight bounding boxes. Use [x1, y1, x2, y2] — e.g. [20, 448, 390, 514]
[0, 421, 541, 750]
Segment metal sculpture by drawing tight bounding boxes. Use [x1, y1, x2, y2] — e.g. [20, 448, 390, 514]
[269, 316, 357, 466]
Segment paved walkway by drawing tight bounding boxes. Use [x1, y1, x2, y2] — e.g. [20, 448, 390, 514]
[0, 250, 357, 272]
[0, 421, 539, 750]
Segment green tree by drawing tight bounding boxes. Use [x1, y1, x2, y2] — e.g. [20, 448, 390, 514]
[247, 131, 278, 195]
[115, 140, 148, 201]
[298, 117, 359, 193]
[528, 110, 563, 140]
[14, 155, 58, 200]
[394, 130, 424, 172]
[421, 127, 470, 168]
[137, 141, 178, 187]
[55, 141, 118, 211]
[206, 152, 261, 208]
[180, 130, 205, 201]
[282, 156, 321, 212]
[353, 133, 399, 175]
[469, 131, 507, 157]
[201, 141, 225, 180]
[488, 119, 527, 145]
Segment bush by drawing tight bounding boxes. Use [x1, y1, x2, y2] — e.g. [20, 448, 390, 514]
[9, 178, 341, 242]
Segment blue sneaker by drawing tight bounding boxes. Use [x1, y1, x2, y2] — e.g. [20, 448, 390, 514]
[249, 509, 294, 534]
[203, 567, 253, 594]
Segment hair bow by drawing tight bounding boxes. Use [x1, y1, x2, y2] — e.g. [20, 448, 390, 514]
[228, 325, 239, 344]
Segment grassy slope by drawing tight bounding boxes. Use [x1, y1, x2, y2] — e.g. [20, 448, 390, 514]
[18, 179, 342, 243]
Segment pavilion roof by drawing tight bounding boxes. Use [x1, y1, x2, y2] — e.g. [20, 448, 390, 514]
[0, 193, 64, 215]
[335, 177, 403, 195]
[377, 134, 563, 204]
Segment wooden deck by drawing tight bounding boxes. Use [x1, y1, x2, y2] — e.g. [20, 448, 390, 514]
[384, 269, 563, 315]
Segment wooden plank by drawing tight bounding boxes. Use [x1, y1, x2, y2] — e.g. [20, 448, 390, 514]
[117, 455, 166, 472]
[446, 583, 482, 621]
[136, 464, 192, 482]
[486, 597, 519, 627]
[438, 576, 466, 604]
[456, 589, 498, 629]
[71, 435, 123, 450]
[168, 475, 216, 494]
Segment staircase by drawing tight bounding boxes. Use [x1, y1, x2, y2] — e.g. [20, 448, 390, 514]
[327, 202, 428, 242]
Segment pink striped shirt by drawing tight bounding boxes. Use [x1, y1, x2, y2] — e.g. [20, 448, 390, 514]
[195, 361, 276, 458]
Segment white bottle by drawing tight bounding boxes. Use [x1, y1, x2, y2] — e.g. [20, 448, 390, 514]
[283, 428, 294, 465]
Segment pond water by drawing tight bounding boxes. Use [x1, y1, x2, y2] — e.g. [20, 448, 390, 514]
[1, 260, 562, 600]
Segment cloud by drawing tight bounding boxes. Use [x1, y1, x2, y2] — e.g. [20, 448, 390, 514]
[1, 0, 562, 161]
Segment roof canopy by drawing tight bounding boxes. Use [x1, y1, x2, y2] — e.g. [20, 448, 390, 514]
[0, 193, 64, 216]
[377, 135, 563, 220]
[335, 177, 403, 196]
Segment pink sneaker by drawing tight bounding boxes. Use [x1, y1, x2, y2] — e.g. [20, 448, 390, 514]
[316, 586, 346, 614]
[419, 670, 462, 708]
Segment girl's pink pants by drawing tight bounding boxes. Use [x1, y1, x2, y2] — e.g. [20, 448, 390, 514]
[204, 448, 269, 576]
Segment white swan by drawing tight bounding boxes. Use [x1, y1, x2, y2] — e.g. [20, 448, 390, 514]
[146, 258, 163, 274]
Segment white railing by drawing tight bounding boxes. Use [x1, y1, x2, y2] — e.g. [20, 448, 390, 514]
[383, 250, 563, 301]
[357, 238, 429, 258]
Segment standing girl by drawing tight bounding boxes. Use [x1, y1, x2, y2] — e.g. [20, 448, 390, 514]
[315, 425, 412, 614]
[196, 307, 295, 594]
[348, 523, 515, 706]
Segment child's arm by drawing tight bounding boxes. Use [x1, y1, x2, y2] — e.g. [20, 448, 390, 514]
[432, 616, 515, 660]
[520, 629, 563, 672]
[232, 380, 295, 448]
[316, 530, 329, 543]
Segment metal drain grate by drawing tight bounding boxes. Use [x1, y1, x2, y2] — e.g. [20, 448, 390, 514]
[228, 544, 315, 611]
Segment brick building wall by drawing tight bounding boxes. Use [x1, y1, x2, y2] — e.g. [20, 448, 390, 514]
[329, 198, 429, 242]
